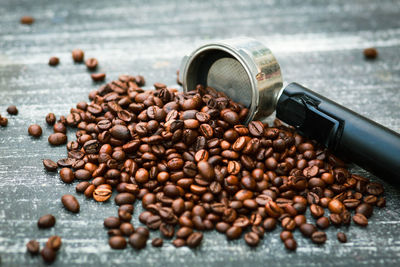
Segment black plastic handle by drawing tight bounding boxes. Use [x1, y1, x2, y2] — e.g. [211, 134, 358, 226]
[276, 82, 400, 182]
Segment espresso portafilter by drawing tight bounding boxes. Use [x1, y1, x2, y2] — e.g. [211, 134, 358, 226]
[179, 37, 400, 182]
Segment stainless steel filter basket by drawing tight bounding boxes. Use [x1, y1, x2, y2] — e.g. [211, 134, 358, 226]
[179, 37, 283, 124]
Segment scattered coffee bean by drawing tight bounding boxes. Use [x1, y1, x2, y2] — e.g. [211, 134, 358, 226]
[187, 232, 203, 248]
[41, 246, 56, 263]
[49, 57, 59, 66]
[129, 233, 147, 249]
[0, 115, 8, 127]
[61, 194, 80, 213]
[48, 133, 67, 145]
[7, 105, 18, 115]
[20, 16, 34, 25]
[152, 238, 163, 247]
[45, 113, 56, 125]
[311, 231, 327, 244]
[284, 238, 297, 251]
[46, 236, 62, 251]
[109, 236, 127, 249]
[60, 168, 75, 183]
[26, 240, 40, 255]
[72, 49, 85, 62]
[353, 213, 368, 226]
[91, 73, 106, 82]
[337, 232, 347, 243]
[43, 159, 58, 172]
[37, 214, 56, 228]
[28, 124, 42, 137]
[364, 48, 378, 59]
[85, 58, 98, 70]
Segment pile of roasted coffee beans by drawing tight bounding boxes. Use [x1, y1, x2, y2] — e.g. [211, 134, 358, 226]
[36, 74, 385, 253]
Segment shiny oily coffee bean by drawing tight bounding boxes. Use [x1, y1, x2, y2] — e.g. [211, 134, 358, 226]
[104, 217, 121, 229]
[60, 168, 75, 183]
[61, 194, 80, 213]
[46, 235, 62, 251]
[299, 223, 317, 237]
[28, 124, 42, 137]
[41, 246, 56, 263]
[129, 233, 147, 249]
[311, 231, 327, 244]
[353, 213, 368, 226]
[187, 232, 203, 248]
[316, 216, 330, 229]
[310, 204, 324, 218]
[109, 236, 127, 249]
[152, 238, 163, 247]
[284, 238, 297, 251]
[43, 159, 58, 172]
[244, 232, 260, 247]
[356, 203, 373, 218]
[226, 226, 242, 240]
[48, 133, 67, 145]
[37, 214, 56, 228]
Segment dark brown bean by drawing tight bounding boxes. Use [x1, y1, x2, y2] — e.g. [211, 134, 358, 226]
[28, 124, 42, 137]
[187, 232, 203, 248]
[49, 57, 59, 66]
[61, 194, 80, 213]
[152, 238, 163, 247]
[244, 232, 260, 247]
[43, 159, 58, 172]
[109, 236, 127, 249]
[129, 233, 147, 249]
[41, 246, 56, 263]
[337, 232, 347, 243]
[60, 168, 75, 183]
[26, 240, 40, 255]
[7, 105, 18, 115]
[48, 133, 67, 145]
[46, 235, 62, 251]
[311, 231, 327, 244]
[37, 214, 56, 228]
[353, 213, 368, 226]
[72, 49, 84, 62]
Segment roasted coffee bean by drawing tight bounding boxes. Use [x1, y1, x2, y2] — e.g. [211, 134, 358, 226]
[115, 193, 135, 205]
[172, 238, 186, 247]
[86, 58, 98, 70]
[41, 246, 56, 263]
[364, 47, 378, 59]
[46, 235, 62, 251]
[328, 199, 344, 214]
[152, 238, 163, 247]
[0, 115, 8, 127]
[353, 213, 368, 226]
[187, 232, 203, 248]
[72, 49, 84, 62]
[28, 124, 42, 137]
[337, 232, 347, 243]
[43, 159, 58, 172]
[48, 133, 67, 145]
[284, 238, 297, 251]
[329, 213, 342, 226]
[48, 57, 59, 66]
[76, 181, 90, 193]
[129, 233, 147, 249]
[26, 240, 40, 255]
[20, 16, 34, 24]
[45, 113, 56, 125]
[356, 203, 373, 218]
[93, 187, 112, 202]
[61, 194, 80, 213]
[299, 223, 317, 237]
[7, 105, 18, 115]
[316, 216, 330, 229]
[263, 218, 277, 231]
[60, 168, 75, 183]
[280, 231, 293, 241]
[310, 204, 324, 218]
[91, 73, 106, 82]
[104, 217, 121, 229]
[226, 226, 242, 240]
[37, 214, 56, 228]
[248, 121, 264, 137]
[109, 236, 127, 249]
[244, 232, 260, 247]
[311, 231, 327, 244]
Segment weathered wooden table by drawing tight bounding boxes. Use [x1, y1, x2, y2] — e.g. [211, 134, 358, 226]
[1, 0, 400, 266]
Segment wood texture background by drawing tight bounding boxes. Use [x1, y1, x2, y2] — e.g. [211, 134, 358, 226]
[0, 0, 400, 266]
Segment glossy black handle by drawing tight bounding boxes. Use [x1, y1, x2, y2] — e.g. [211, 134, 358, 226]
[276, 82, 400, 182]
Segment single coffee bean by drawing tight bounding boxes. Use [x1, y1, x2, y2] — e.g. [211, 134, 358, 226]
[129, 233, 147, 249]
[248, 121, 264, 137]
[61, 194, 80, 213]
[299, 223, 317, 237]
[226, 226, 242, 240]
[45, 113, 56, 125]
[76, 181, 90, 193]
[172, 238, 186, 247]
[41, 246, 56, 263]
[152, 238, 163, 247]
[48, 133, 67, 145]
[72, 49, 84, 62]
[93, 187, 112, 202]
[280, 231, 293, 241]
[104, 216, 121, 229]
[328, 199, 344, 214]
[244, 232, 260, 247]
[91, 73, 106, 82]
[37, 214, 56, 228]
[7, 105, 18, 115]
[330, 213, 342, 226]
[43, 159, 58, 172]
[284, 238, 297, 251]
[263, 217, 277, 231]
[356, 203, 373, 218]
[316, 216, 330, 229]
[46, 235, 62, 251]
[353, 213, 368, 226]
[60, 168, 75, 183]
[364, 47, 378, 59]
[109, 236, 127, 249]
[28, 124, 42, 137]
[85, 58, 98, 70]
[20, 16, 34, 24]
[310, 204, 324, 218]
[187, 232, 203, 248]
[49, 57, 59, 66]
[0, 116, 8, 127]
[115, 192, 135, 205]
[26, 240, 40, 254]
[311, 231, 327, 244]
[337, 232, 347, 243]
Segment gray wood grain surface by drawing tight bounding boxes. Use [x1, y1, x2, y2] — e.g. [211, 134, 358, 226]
[1, 0, 400, 266]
